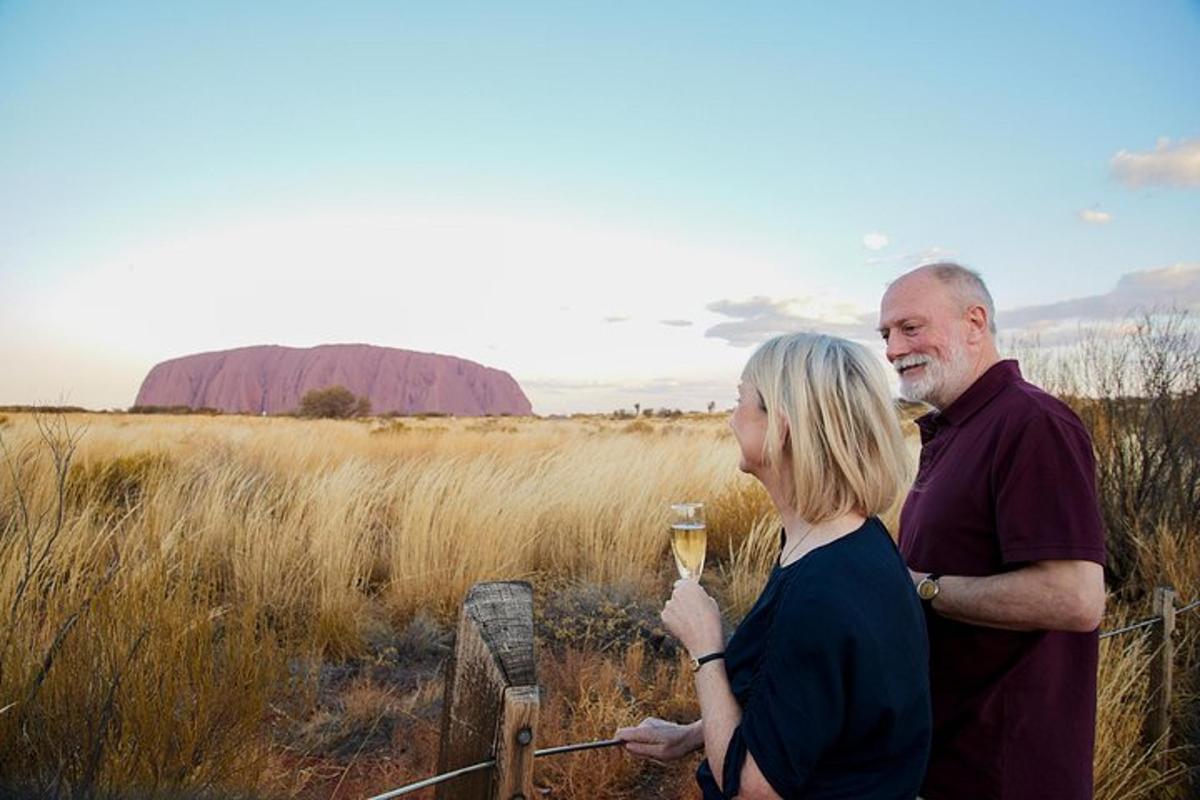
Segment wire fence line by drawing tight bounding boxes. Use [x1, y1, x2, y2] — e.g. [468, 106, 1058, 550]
[366, 739, 623, 799]
[371, 596, 1198, 799]
[1100, 597, 1199, 640]
[1100, 616, 1167, 639]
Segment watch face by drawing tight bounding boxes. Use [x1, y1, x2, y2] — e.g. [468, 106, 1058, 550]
[918, 579, 938, 601]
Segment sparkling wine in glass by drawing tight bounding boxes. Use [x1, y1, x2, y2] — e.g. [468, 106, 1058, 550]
[669, 502, 707, 580]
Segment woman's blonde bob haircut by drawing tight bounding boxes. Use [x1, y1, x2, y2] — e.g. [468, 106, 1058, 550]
[741, 332, 912, 522]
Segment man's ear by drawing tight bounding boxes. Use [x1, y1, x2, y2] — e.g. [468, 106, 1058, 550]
[965, 304, 990, 343]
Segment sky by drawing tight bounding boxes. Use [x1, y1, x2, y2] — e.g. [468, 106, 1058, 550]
[1, 1, 1198, 415]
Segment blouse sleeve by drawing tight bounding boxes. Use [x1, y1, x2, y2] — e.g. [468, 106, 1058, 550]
[720, 587, 847, 798]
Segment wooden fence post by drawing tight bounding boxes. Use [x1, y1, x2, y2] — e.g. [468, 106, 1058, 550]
[1143, 585, 1176, 761]
[436, 582, 539, 800]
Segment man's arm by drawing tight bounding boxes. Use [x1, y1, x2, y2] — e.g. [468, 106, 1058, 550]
[913, 559, 1105, 632]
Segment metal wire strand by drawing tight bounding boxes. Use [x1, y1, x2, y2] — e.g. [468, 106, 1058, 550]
[1100, 616, 1162, 639]
[365, 739, 624, 799]
[365, 759, 495, 799]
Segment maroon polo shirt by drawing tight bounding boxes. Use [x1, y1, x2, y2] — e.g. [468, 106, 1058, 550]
[899, 360, 1106, 800]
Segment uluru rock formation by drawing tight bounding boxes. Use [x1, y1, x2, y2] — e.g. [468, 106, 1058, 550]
[134, 344, 533, 416]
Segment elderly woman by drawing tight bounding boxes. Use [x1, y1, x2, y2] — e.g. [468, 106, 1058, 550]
[617, 333, 931, 799]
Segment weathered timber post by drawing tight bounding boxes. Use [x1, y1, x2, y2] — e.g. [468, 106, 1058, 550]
[1143, 585, 1176, 762]
[436, 582, 538, 800]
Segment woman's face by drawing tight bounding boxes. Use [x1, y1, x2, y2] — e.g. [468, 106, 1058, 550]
[730, 382, 770, 476]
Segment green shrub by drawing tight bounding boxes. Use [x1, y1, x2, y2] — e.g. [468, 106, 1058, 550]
[297, 386, 371, 419]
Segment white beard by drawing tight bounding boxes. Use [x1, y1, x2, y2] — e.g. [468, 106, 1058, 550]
[894, 339, 970, 409]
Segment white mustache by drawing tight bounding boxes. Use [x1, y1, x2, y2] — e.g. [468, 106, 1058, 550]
[893, 355, 931, 374]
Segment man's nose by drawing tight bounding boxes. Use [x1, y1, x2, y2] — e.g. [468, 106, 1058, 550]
[885, 335, 905, 363]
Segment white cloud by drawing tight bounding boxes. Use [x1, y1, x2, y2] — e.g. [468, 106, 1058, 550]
[1001, 263, 1200, 331]
[660, 319, 693, 327]
[1111, 138, 1200, 188]
[862, 232, 889, 251]
[604, 316, 631, 323]
[704, 296, 874, 347]
[1078, 209, 1113, 224]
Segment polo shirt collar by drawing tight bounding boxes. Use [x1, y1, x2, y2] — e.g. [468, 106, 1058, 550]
[916, 359, 1022, 439]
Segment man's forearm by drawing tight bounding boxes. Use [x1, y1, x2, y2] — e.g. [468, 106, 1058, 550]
[920, 560, 1105, 632]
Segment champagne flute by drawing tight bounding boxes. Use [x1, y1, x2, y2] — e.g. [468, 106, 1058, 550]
[669, 502, 707, 580]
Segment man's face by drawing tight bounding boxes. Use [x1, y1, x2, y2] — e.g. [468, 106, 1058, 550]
[878, 273, 972, 409]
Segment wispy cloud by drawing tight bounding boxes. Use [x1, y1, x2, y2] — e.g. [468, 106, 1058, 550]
[1002, 263, 1200, 330]
[1078, 208, 1113, 224]
[659, 319, 693, 327]
[862, 232, 889, 251]
[1110, 138, 1200, 188]
[603, 315, 631, 323]
[704, 296, 873, 347]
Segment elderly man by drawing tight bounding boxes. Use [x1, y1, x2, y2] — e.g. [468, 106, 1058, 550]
[877, 263, 1107, 800]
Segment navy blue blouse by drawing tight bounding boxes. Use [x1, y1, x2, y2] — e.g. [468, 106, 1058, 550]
[696, 518, 931, 799]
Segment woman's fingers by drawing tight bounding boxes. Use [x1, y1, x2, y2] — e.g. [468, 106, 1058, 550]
[622, 740, 664, 758]
[614, 717, 668, 742]
[615, 718, 686, 760]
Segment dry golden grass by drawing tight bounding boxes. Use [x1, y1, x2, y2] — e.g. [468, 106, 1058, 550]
[0, 410, 1195, 798]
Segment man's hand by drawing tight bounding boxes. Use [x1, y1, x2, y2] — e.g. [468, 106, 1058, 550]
[614, 717, 703, 761]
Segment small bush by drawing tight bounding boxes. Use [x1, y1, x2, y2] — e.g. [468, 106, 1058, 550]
[297, 386, 371, 419]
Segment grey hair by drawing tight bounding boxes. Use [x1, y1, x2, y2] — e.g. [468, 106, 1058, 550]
[916, 261, 997, 335]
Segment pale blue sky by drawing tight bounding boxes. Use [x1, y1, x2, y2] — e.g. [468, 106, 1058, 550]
[2, 1, 1198, 413]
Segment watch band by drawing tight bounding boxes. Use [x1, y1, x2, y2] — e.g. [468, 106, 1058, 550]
[691, 651, 725, 672]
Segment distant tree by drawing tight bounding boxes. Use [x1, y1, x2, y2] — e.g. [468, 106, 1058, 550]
[634, 403, 641, 416]
[707, 401, 716, 413]
[298, 386, 371, 419]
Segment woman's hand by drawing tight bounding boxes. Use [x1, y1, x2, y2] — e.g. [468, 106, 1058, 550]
[661, 578, 724, 658]
[614, 717, 703, 761]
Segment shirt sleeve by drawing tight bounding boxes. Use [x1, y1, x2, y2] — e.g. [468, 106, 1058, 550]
[993, 410, 1107, 566]
[720, 587, 846, 798]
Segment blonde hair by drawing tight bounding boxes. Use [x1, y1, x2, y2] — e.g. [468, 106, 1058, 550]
[741, 333, 912, 521]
